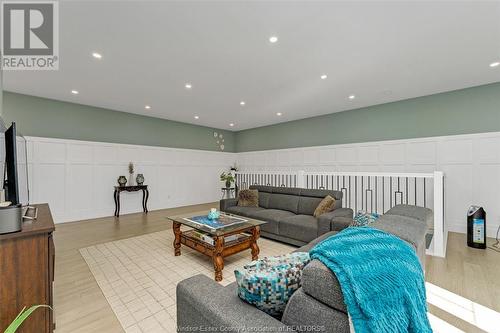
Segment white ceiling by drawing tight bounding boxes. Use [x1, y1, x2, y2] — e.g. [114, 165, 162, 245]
[4, 1, 500, 131]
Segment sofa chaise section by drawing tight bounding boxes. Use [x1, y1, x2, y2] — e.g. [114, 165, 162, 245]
[177, 275, 287, 332]
[178, 204, 431, 333]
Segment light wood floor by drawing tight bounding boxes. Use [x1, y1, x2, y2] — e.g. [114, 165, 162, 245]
[54, 203, 214, 333]
[54, 204, 500, 333]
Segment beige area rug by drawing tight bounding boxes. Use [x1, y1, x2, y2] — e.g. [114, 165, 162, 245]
[80, 229, 295, 333]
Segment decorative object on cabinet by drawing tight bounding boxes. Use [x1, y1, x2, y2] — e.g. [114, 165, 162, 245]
[117, 176, 127, 187]
[128, 162, 135, 186]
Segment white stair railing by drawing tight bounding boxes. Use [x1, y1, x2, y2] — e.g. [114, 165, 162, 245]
[236, 170, 446, 257]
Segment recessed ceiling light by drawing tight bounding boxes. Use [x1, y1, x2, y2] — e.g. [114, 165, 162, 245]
[269, 36, 278, 43]
[185, 83, 192, 89]
[490, 62, 500, 68]
[229, 123, 234, 127]
[240, 101, 245, 106]
[348, 94, 356, 100]
[320, 74, 327, 80]
[92, 52, 102, 59]
[194, 115, 199, 119]
[71, 90, 79, 94]
[144, 105, 151, 109]
[276, 112, 282, 116]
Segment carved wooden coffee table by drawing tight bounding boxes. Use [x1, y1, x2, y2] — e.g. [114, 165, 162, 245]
[167, 212, 266, 281]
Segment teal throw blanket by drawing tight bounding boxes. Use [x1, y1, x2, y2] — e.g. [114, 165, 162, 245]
[310, 227, 432, 333]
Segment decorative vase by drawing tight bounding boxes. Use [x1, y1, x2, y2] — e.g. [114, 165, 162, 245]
[208, 208, 220, 220]
[117, 176, 127, 186]
[129, 173, 135, 186]
[225, 180, 232, 188]
[136, 174, 145, 185]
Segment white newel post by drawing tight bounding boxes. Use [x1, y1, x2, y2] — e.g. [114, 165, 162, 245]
[297, 170, 305, 188]
[433, 171, 446, 257]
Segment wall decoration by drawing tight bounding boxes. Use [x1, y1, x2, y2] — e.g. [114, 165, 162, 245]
[213, 131, 225, 151]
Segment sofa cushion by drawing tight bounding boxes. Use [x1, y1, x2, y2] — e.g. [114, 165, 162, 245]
[250, 185, 274, 193]
[371, 215, 427, 250]
[300, 188, 343, 209]
[225, 206, 266, 217]
[249, 185, 273, 208]
[279, 215, 318, 243]
[272, 187, 302, 196]
[385, 204, 433, 226]
[260, 220, 279, 235]
[252, 209, 294, 235]
[237, 189, 259, 207]
[258, 192, 271, 208]
[282, 288, 350, 333]
[295, 231, 337, 253]
[300, 259, 347, 313]
[252, 209, 295, 223]
[268, 194, 300, 213]
[297, 196, 323, 216]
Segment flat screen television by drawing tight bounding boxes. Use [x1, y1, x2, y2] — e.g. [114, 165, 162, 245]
[3, 122, 19, 205]
[0, 120, 28, 206]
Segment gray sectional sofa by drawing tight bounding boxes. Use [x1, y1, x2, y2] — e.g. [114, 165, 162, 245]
[220, 185, 354, 246]
[177, 204, 432, 333]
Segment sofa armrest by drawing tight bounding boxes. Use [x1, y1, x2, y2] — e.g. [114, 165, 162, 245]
[317, 208, 354, 235]
[177, 274, 287, 332]
[220, 198, 238, 212]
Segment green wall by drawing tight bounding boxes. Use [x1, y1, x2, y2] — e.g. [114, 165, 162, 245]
[235, 82, 500, 152]
[3, 82, 500, 153]
[2, 92, 235, 152]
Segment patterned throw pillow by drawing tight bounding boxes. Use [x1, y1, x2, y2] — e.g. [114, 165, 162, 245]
[352, 210, 380, 227]
[235, 252, 311, 317]
[313, 195, 336, 217]
[237, 189, 259, 207]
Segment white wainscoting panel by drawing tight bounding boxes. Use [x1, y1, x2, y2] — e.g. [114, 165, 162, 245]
[26, 137, 235, 223]
[20, 131, 500, 235]
[236, 131, 500, 236]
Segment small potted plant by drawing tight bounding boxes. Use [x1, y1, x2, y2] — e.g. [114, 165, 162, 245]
[220, 172, 235, 189]
[128, 162, 135, 186]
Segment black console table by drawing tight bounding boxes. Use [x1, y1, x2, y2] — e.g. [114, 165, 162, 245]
[113, 185, 149, 217]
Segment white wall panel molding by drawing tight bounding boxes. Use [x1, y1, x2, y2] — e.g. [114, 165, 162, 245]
[236, 131, 500, 236]
[26, 136, 235, 223]
[25, 131, 500, 236]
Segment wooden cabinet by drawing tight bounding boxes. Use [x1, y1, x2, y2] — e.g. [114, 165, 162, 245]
[0, 204, 55, 333]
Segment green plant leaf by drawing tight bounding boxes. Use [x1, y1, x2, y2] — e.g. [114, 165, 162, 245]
[4, 305, 51, 333]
